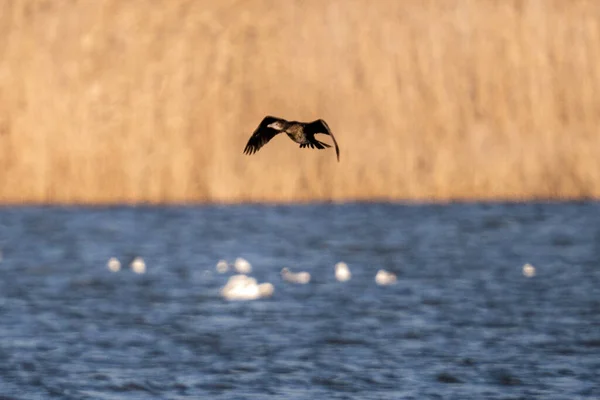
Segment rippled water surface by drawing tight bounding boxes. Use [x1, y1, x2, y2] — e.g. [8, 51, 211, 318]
[0, 202, 599, 399]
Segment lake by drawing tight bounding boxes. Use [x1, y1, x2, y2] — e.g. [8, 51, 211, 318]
[0, 202, 598, 399]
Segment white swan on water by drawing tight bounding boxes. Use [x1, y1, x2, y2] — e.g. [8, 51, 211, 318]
[335, 262, 351, 282]
[215, 259, 229, 274]
[234, 257, 252, 274]
[221, 274, 274, 301]
[281, 267, 311, 284]
[375, 269, 397, 286]
[130, 257, 146, 274]
[107, 257, 121, 272]
[522, 263, 536, 277]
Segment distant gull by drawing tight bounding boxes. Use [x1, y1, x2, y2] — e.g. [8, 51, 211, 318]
[243, 116, 340, 161]
[522, 263, 536, 278]
[220, 274, 274, 301]
[107, 257, 121, 272]
[216, 259, 229, 274]
[281, 267, 311, 284]
[234, 257, 252, 274]
[130, 257, 146, 274]
[335, 262, 351, 282]
[375, 269, 397, 286]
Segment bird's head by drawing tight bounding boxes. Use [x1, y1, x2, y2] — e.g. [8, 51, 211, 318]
[267, 120, 286, 131]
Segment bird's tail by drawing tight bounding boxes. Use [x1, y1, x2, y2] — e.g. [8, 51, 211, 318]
[300, 140, 331, 149]
[315, 140, 331, 149]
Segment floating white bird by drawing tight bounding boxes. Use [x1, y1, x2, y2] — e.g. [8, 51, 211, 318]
[107, 257, 121, 272]
[522, 263, 536, 278]
[375, 269, 397, 286]
[220, 274, 274, 301]
[234, 257, 252, 274]
[130, 257, 146, 274]
[216, 259, 229, 274]
[335, 262, 351, 282]
[281, 267, 311, 284]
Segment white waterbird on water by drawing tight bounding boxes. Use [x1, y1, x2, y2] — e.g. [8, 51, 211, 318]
[107, 257, 121, 272]
[335, 262, 351, 282]
[375, 269, 397, 286]
[281, 267, 311, 284]
[234, 257, 252, 274]
[220, 274, 274, 301]
[216, 259, 229, 274]
[522, 263, 536, 277]
[130, 257, 146, 274]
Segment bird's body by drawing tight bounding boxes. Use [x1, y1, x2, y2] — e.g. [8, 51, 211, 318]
[130, 256, 146, 274]
[281, 267, 311, 284]
[244, 116, 340, 161]
[284, 123, 307, 144]
[375, 269, 397, 286]
[107, 257, 121, 272]
[335, 262, 351, 282]
[234, 257, 252, 274]
[220, 274, 274, 301]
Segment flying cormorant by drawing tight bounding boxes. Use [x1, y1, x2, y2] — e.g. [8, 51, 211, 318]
[243, 116, 340, 161]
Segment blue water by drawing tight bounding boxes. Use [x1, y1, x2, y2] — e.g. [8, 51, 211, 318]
[0, 202, 599, 399]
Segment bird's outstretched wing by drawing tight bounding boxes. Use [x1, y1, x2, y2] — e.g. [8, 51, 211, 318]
[243, 116, 286, 155]
[305, 119, 340, 161]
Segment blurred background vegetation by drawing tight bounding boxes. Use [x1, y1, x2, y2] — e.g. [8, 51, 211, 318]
[0, 0, 599, 204]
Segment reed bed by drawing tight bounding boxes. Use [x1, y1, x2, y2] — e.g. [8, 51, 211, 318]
[1, 0, 599, 204]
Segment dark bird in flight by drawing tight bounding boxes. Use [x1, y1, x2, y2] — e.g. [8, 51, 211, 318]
[243, 116, 340, 161]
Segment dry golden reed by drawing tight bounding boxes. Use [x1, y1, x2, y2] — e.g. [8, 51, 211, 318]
[1, 0, 599, 204]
